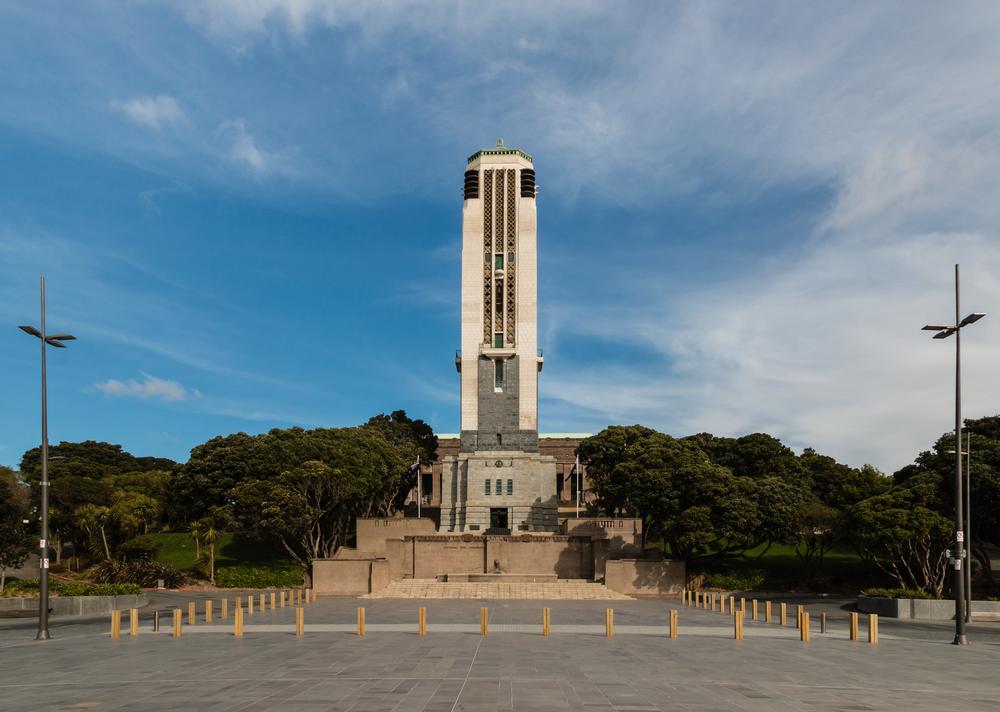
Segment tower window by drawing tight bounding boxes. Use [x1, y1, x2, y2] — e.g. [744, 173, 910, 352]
[508, 251, 515, 265]
[507, 479, 513, 495]
[485, 479, 491, 496]
[495, 254, 504, 269]
[494, 360, 504, 389]
[494, 333, 503, 348]
[497, 433, 503, 446]
[495, 479, 502, 495]
[484, 251, 491, 265]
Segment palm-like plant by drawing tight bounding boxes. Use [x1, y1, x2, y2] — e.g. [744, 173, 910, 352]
[199, 519, 220, 584]
[74, 504, 112, 561]
[188, 520, 203, 560]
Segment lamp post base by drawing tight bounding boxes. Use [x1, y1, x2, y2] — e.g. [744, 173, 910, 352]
[952, 634, 970, 645]
[35, 630, 50, 641]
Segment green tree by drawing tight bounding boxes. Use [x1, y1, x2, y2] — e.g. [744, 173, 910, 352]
[229, 427, 405, 566]
[74, 504, 113, 561]
[0, 467, 31, 592]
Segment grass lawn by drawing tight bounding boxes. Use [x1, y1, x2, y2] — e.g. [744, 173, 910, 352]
[149, 532, 297, 572]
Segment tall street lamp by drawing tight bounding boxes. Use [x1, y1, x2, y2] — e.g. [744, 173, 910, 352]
[922, 263, 984, 646]
[19, 277, 75, 641]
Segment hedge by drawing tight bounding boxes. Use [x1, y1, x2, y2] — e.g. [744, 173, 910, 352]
[860, 587, 937, 600]
[3, 579, 141, 597]
[214, 565, 304, 589]
[703, 570, 766, 591]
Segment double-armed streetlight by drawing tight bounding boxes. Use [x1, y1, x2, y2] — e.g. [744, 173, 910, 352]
[922, 263, 984, 646]
[19, 277, 75, 641]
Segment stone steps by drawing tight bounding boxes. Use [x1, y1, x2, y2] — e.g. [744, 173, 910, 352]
[364, 579, 632, 600]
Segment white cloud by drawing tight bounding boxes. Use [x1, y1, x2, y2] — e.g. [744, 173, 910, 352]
[217, 119, 295, 176]
[109, 95, 186, 130]
[95, 373, 198, 402]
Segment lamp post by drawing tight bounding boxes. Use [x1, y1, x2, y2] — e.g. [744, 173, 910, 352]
[922, 263, 984, 645]
[19, 277, 75, 641]
[948, 432, 973, 624]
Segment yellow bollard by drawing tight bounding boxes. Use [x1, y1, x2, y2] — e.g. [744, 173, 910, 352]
[801, 612, 810, 641]
[751, 599, 758, 621]
[734, 610, 743, 640]
[765, 600, 772, 624]
[295, 607, 304, 637]
[721, 594, 727, 614]
[280, 591, 286, 608]
[357, 607, 366, 637]
[669, 609, 678, 639]
[221, 597, 228, 620]
[188, 601, 196, 625]
[205, 599, 213, 624]
[780, 602, 787, 626]
[605, 608, 614, 638]
[270, 592, 276, 610]
[129, 607, 139, 637]
[542, 607, 551, 636]
[259, 593, 265, 612]
[796, 604, 804, 630]
[418, 607, 427, 636]
[868, 614, 878, 645]
[729, 596, 735, 616]
[234, 604, 244, 638]
[110, 609, 121, 639]
[172, 608, 182, 638]
[850, 612, 859, 641]
[481, 607, 489, 637]
[740, 597, 746, 614]
[248, 594, 254, 616]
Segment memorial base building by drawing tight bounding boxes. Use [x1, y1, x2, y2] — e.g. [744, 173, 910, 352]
[316, 142, 683, 597]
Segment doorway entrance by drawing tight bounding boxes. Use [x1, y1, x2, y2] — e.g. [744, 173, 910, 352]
[489, 507, 509, 531]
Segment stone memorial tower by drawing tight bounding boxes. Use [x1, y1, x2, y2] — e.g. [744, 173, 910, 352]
[439, 140, 558, 532]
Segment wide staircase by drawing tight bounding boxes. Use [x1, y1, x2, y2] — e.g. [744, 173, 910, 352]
[365, 579, 631, 600]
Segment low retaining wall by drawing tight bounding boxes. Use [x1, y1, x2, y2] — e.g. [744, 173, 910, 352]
[0, 593, 148, 617]
[604, 559, 685, 597]
[313, 558, 389, 595]
[857, 596, 1000, 621]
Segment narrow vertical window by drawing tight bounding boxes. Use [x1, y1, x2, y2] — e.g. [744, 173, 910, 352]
[495, 478, 502, 495]
[494, 333, 503, 348]
[507, 479, 513, 495]
[495, 253, 504, 270]
[494, 359, 504, 389]
[485, 479, 491, 496]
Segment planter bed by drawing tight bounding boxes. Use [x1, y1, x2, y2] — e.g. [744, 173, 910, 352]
[857, 595, 1000, 621]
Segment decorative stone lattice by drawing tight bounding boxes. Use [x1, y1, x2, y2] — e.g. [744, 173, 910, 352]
[483, 169, 493, 344]
[505, 169, 517, 344]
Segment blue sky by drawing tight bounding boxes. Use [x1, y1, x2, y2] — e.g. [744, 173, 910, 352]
[3, 2, 1000, 472]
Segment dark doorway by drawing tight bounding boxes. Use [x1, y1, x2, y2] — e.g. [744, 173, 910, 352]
[489, 507, 509, 532]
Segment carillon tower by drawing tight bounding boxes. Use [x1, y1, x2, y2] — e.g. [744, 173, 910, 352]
[440, 140, 557, 533]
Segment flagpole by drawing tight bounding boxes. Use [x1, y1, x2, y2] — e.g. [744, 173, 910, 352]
[417, 454, 421, 519]
[575, 455, 580, 518]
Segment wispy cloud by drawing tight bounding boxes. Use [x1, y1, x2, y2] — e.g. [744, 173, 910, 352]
[110, 95, 187, 131]
[95, 373, 200, 402]
[217, 119, 296, 176]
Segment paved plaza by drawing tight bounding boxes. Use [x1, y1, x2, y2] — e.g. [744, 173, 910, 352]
[365, 581, 631, 600]
[1, 596, 999, 712]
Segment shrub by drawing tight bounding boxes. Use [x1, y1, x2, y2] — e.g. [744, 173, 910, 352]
[90, 560, 186, 588]
[860, 587, 936, 600]
[214, 565, 304, 589]
[703, 570, 766, 591]
[3, 579, 141, 596]
[118, 535, 161, 562]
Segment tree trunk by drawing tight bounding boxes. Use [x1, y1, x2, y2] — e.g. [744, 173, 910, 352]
[100, 526, 111, 561]
[1, 568, 6, 593]
[209, 545, 215, 584]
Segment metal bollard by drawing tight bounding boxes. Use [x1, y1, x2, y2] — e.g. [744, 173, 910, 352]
[153, 609, 160, 632]
[820, 611, 827, 634]
[669, 609, 678, 639]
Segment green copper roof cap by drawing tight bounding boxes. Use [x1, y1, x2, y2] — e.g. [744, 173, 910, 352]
[467, 138, 533, 164]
